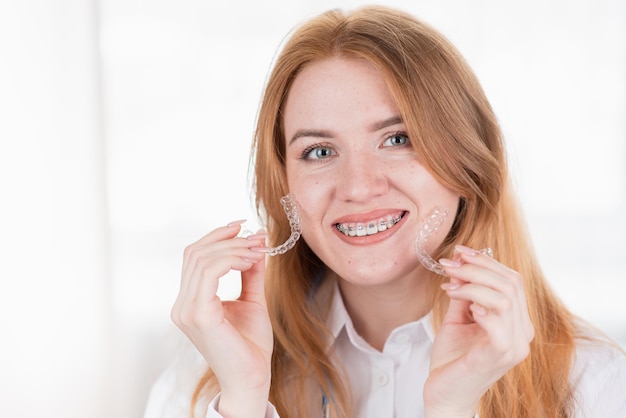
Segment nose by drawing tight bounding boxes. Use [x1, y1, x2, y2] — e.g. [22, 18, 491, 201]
[336, 154, 389, 203]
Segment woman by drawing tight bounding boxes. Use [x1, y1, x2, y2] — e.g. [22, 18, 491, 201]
[146, 5, 626, 417]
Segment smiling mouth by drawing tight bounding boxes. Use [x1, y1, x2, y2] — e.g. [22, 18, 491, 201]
[334, 211, 406, 237]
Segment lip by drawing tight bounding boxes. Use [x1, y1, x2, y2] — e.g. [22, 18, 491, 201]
[332, 209, 406, 224]
[332, 210, 408, 245]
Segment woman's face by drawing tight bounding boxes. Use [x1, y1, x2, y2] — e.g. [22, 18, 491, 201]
[283, 57, 459, 286]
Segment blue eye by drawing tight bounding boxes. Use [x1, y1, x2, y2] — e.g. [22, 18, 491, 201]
[383, 133, 409, 147]
[300, 144, 335, 160]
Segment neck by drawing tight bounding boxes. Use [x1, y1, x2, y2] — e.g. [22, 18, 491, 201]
[336, 270, 432, 351]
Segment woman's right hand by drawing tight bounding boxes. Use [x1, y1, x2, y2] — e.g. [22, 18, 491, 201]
[171, 220, 273, 418]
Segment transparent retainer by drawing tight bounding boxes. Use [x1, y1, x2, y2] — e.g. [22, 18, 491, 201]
[415, 206, 493, 276]
[415, 207, 450, 275]
[266, 193, 302, 256]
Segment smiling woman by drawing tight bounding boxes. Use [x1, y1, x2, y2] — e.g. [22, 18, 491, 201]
[283, 57, 460, 294]
[143, 5, 626, 418]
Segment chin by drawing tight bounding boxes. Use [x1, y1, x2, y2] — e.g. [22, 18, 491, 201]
[333, 260, 418, 288]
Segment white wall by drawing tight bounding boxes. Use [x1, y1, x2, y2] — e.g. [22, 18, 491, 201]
[1, 1, 624, 417]
[0, 1, 113, 417]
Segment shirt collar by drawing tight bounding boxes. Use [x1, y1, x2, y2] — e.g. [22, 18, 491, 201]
[324, 280, 436, 348]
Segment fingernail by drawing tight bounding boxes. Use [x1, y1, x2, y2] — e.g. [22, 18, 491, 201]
[471, 303, 488, 316]
[439, 258, 462, 268]
[454, 245, 477, 256]
[227, 219, 247, 228]
[441, 282, 461, 291]
[246, 233, 268, 241]
[251, 247, 271, 253]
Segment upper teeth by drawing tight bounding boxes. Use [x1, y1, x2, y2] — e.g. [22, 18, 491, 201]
[336, 213, 404, 237]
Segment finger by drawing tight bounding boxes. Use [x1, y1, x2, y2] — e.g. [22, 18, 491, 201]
[446, 277, 534, 346]
[180, 220, 251, 278]
[177, 229, 267, 330]
[450, 246, 533, 336]
[445, 281, 534, 355]
[517, 291, 534, 339]
[453, 245, 518, 280]
[471, 303, 532, 368]
[191, 220, 247, 247]
[175, 252, 264, 336]
[441, 259, 520, 297]
[182, 242, 265, 280]
[184, 248, 265, 304]
[181, 235, 267, 291]
[444, 282, 512, 316]
[239, 255, 266, 305]
[470, 309, 517, 358]
[441, 277, 474, 325]
[443, 263, 524, 330]
[442, 286, 521, 366]
[183, 229, 265, 277]
[444, 258, 533, 338]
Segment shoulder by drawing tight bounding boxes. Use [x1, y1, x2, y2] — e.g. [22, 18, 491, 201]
[570, 326, 626, 417]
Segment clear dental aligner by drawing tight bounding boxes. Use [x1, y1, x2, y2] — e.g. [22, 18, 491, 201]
[414, 207, 493, 275]
[265, 193, 302, 256]
[415, 207, 450, 275]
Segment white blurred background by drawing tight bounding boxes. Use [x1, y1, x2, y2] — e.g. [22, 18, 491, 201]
[0, 0, 624, 417]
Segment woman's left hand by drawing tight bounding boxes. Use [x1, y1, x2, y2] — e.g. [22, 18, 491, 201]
[423, 245, 535, 418]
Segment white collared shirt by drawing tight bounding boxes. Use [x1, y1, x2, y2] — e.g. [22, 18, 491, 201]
[144, 284, 626, 418]
[322, 282, 436, 417]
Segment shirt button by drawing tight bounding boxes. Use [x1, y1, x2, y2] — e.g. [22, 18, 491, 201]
[376, 373, 389, 387]
[395, 333, 409, 344]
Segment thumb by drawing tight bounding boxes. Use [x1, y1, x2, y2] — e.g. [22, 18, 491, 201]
[442, 277, 473, 325]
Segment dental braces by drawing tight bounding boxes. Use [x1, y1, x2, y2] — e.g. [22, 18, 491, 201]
[241, 198, 493, 267]
[336, 214, 402, 236]
[415, 206, 493, 275]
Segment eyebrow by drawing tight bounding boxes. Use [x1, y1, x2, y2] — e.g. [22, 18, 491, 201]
[288, 129, 333, 146]
[369, 115, 403, 132]
[288, 115, 404, 146]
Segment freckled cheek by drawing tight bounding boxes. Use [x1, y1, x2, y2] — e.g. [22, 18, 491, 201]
[288, 176, 332, 233]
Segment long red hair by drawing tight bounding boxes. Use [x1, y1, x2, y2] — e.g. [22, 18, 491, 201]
[193, 6, 577, 417]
